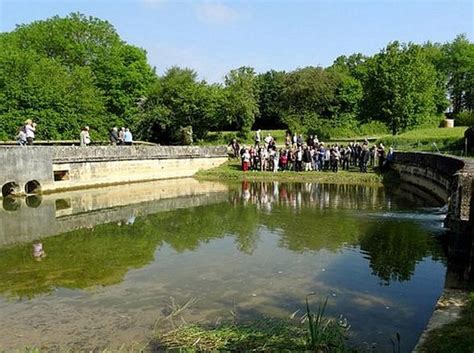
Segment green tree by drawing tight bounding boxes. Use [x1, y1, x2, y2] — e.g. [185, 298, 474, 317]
[136, 67, 224, 143]
[442, 34, 474, 114]
[361, 42, 440, 135]
[221, 66, 260, 134]
[0, 13, 154, 140]
[255, 70, 286, 129]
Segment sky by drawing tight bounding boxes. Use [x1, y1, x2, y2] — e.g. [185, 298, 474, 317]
[0, 0, 472, 83]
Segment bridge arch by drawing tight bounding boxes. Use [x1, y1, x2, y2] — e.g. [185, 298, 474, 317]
[2, 181, 20, 197]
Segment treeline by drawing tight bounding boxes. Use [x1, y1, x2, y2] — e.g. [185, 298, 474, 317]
[0, 13, 472, 143]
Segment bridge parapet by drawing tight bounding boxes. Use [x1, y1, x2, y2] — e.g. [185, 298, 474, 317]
[0, 145, 228, 196]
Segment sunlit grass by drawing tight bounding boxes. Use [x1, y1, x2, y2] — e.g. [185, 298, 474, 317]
[196, 160, 384, 185]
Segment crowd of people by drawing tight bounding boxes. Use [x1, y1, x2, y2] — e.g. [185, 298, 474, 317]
[230, 130, 394, 173]
[15, 120, 134, 146]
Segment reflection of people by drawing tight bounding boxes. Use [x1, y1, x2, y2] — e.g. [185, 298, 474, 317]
[33, 242, 46, 261]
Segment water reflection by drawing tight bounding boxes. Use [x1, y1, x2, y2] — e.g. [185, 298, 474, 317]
[0, 180, 461, 351]
[0, 180, 449, 300]
[232, 180, 389, 211]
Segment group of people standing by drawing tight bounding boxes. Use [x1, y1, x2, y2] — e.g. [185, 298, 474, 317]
[109, 127, 133, 145]
[15, 120, 133, 146]
[16, 119, 37, 145]
[231, 131, 393, 173]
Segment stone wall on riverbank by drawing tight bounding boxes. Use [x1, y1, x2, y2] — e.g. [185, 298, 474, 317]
[391, 152, 474, 234]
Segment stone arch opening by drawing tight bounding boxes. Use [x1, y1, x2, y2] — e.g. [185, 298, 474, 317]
[25, 180, 42, 194]
[2, 181, 20, 197]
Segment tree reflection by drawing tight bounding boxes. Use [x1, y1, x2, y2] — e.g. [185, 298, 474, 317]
[359, 221, 444, 285]
[0, 181, 446, 299]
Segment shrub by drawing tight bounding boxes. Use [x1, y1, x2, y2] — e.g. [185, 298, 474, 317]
[455, 111, 474, 127]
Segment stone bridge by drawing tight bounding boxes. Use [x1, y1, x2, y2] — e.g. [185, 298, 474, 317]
[0, 145, 228, 196]
[390, 152, 474, 234]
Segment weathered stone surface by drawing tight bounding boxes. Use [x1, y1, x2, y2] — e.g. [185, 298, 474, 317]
[391, 152, 474, 233]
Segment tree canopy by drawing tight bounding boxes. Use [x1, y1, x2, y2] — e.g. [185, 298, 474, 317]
[0, 13, 472, 143]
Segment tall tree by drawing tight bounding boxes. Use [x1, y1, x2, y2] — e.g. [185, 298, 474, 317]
[0, 13, 155, 140]
[136, 67, 224, 143]
[442, 34, 474, 114]
[361, 42, 439, 135]
[255, 70, 286, 129]
[222, 66, 259, 134]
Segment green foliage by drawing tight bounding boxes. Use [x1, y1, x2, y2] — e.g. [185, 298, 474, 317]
[136, 67, 222, 143]
[255, 70, 286, 129]
[442, 34, 474, 114]
[455, 111, 474, 127]
[222, 66, 260, 134]
[362, 42, 440, 135]
[0, 13, 471, 142]
[0, 13, 154, 140]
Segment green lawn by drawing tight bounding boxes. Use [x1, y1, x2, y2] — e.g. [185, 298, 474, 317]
[196, 160, 385, 185]
[376, 127, 468, 153]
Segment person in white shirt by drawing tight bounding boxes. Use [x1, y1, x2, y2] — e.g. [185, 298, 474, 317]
[80, 126, 91, 147]
[24, 119, 36, 145]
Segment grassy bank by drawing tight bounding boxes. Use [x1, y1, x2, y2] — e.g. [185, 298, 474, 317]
[376, 127, 468, 153]
[196, 160, 385, 185]
[419, 292, 474, 353]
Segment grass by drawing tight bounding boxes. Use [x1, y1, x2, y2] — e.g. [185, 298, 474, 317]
[154, 294, 354, 352]
[419, 292, 474, 353]
[154, 319, 308, 351]
[376, 127, 468, 154]
[196, 160, 385, 185]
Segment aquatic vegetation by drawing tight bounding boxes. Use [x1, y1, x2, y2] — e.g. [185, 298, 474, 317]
[305, 294, 352, 352]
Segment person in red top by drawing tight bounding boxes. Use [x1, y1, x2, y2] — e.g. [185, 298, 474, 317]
[279, 149, 288, 171]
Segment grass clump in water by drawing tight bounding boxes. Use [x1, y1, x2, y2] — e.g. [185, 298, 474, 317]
[155, 295, 355, 352]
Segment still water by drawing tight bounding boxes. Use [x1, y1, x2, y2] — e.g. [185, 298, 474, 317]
[0, 178, 447, 351]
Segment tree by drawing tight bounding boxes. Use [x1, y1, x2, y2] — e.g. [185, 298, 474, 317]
[255, 70, 286, 129]
[136, 67, 224, 143]
[0, 13, 155, 140]
[442, 34, 474, 114]
[361, 42, 440, 135]
[222, 66, 259, 134]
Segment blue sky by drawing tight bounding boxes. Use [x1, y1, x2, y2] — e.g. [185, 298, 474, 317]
[1, 0, 472, 82]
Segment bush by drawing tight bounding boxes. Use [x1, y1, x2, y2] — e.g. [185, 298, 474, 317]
[455, 111, 474, 127]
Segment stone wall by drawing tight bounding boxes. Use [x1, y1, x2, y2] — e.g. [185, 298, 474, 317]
[391, 152, 474, 233]
[0, 145, 227, 195]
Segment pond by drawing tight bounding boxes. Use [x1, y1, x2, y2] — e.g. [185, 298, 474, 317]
[0, 178, 449, 351]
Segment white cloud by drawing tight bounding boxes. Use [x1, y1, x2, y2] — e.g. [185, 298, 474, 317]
[196, 2, 239, 25]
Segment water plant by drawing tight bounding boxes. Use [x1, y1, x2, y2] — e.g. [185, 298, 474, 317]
[304, 293, 352, 353]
